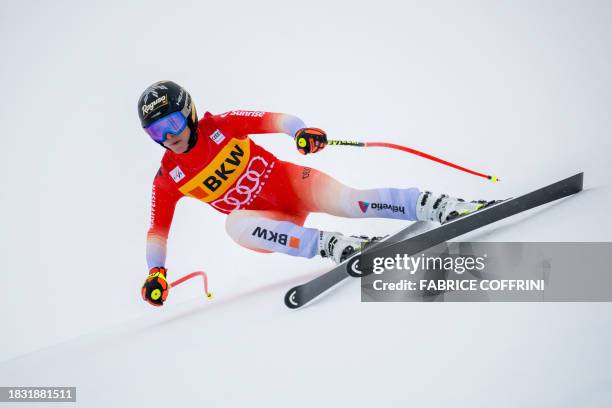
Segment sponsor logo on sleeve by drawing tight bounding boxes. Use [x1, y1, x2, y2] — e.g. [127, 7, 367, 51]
[220, 110, 265, 118]
[150, 184, 157, 227]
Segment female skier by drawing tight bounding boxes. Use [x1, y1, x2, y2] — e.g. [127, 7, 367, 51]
[138, 80, 493, 306]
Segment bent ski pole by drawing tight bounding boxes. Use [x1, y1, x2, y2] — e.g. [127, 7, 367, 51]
[327, 140, 500, 182]
[170, 271, 213, 300]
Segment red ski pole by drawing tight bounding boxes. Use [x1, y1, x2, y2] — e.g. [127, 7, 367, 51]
[327, 140, 500, 182]
[170, 271, 213, 300]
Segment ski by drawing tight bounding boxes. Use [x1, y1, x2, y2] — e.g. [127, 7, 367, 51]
[284, 172, 584, 309]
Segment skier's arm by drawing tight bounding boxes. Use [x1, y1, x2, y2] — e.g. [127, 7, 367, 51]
[146, 168, 182, 270]
[222, 111, 307, 138]
[142, 171, 181, 307]
[222, 111, 327, 154]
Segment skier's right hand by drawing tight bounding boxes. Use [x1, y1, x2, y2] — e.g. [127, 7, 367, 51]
[141, 267, 169, 307]
[294, 127, 327, 155]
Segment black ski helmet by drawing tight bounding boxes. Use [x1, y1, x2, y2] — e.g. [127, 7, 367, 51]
[137, 80, 199, 151]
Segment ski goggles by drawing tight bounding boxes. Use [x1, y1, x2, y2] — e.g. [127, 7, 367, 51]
[144, 112, 188, 144]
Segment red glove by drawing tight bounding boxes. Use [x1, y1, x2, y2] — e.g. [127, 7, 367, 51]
[295, 128, 327, 155]
[141, 267, 169, 307]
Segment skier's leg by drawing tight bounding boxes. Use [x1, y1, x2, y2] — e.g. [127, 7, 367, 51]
[225, 209, 375, 263]
[282, 162, 421, 220]
[282, 162, 492, 224]
[225, 210, 320, 258]
[227, 162, 494, 263]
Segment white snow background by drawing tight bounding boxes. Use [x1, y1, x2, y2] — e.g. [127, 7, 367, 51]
[1, 0, 612, 406]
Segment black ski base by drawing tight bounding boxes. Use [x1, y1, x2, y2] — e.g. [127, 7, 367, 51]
[284, 172, 583, 309]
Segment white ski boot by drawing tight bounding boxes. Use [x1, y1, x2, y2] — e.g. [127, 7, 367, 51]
[416, 191, 497, 224]
[319, 232, 380, 264]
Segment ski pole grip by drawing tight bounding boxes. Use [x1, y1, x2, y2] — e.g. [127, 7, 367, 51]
[328, 140, 365, 147]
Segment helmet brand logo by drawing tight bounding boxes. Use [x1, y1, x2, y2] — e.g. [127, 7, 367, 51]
[142, 95, 168, 117]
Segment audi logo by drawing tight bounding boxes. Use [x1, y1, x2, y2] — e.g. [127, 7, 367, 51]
[211, 157, 274, 212]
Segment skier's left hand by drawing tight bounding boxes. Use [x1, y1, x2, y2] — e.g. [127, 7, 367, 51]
[295, 128, 327, 155]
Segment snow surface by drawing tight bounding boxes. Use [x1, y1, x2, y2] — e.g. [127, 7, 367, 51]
[1, 1, 612, 407]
